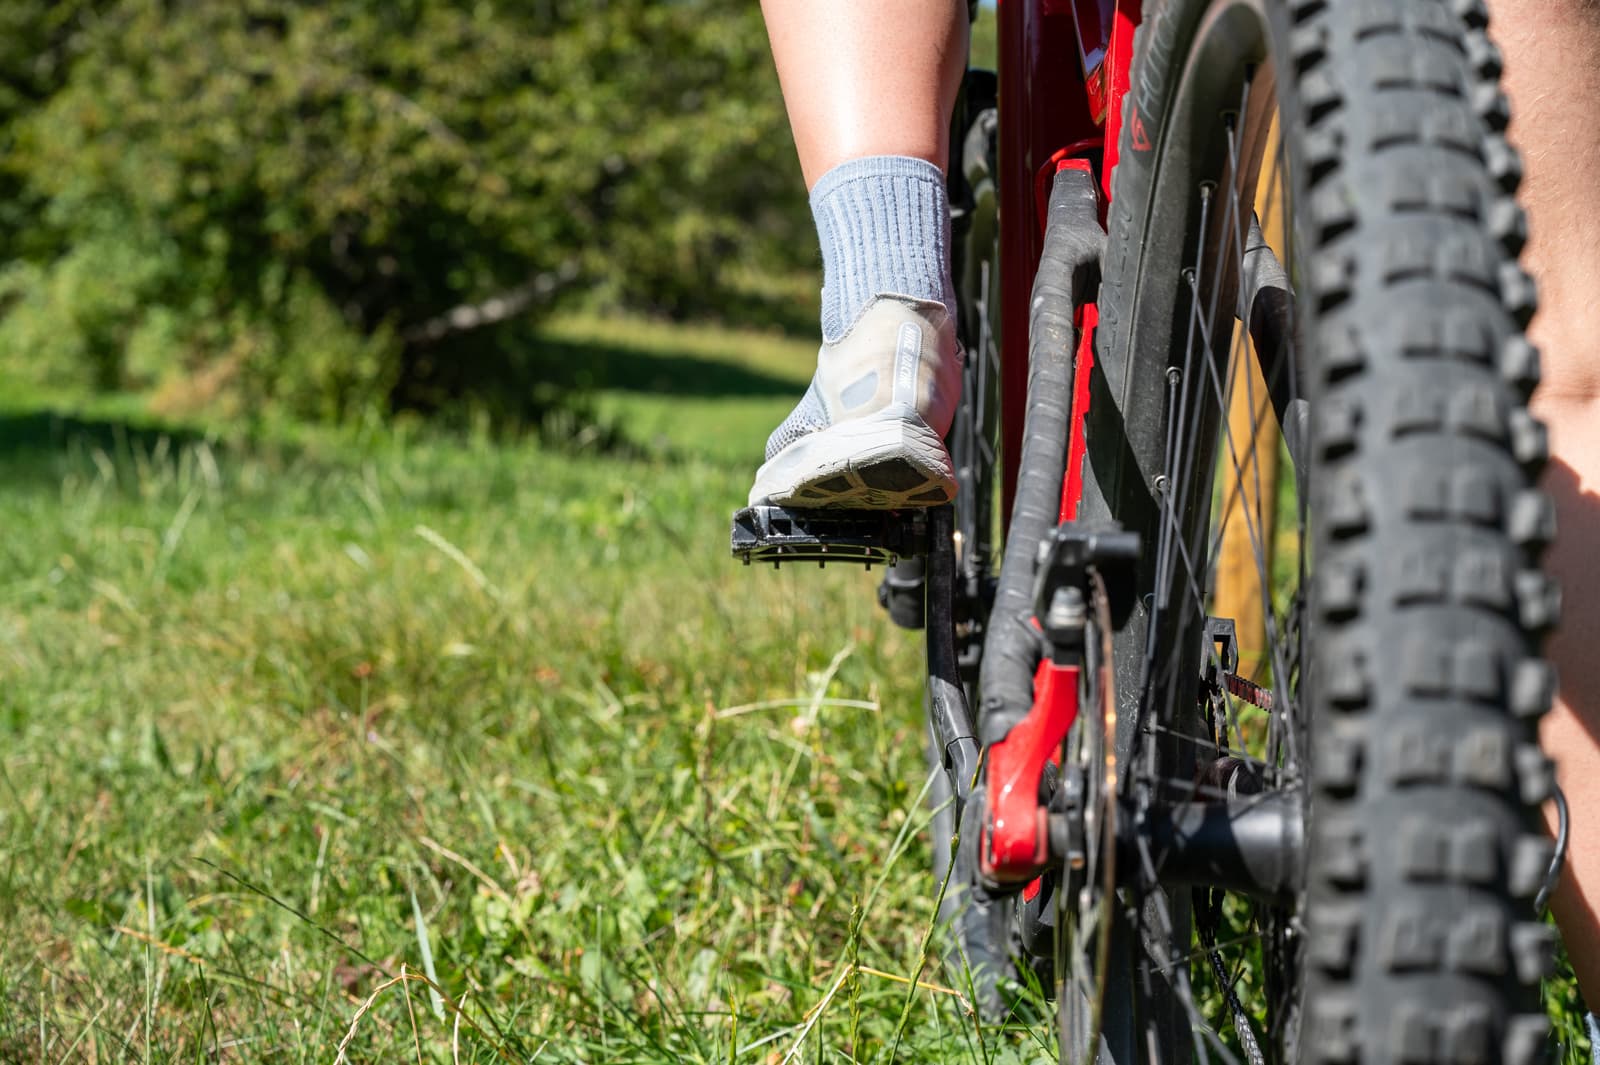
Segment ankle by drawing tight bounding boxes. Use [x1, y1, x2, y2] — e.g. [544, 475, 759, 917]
[809, 155, 956, 343]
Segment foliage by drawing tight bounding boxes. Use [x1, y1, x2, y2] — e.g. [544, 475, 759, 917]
[0, 0, 811, 422]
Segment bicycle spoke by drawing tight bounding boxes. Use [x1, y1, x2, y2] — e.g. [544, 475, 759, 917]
[1118, 60, 1311, 1064]
[1148, 912, 1305, 978]
[1172, 108, 1303, 779]
[1184, 271, 1302, 750]
[1132, 834, 1242, 1065]
[1240, 141, 1306, 782]
[1142, 722, 1278, 772]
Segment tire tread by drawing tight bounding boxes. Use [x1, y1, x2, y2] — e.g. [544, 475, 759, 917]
[1094, 0, 1557, 1060]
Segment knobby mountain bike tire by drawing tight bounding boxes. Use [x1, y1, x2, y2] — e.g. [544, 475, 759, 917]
[1076, 1, 1558, 1062]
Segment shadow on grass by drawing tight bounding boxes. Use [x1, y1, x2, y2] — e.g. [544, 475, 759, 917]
[690, 284, 819, 339]
[0, 409, 256, 495]
[392, 322, 803, 461]
[0, 319, 802, 482]
[0, 397, 657, 497]
[0, 409, 206, 462]
[531, 335, 803, 399]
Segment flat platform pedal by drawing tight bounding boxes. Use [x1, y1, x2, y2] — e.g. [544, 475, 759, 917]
[731, 505, 929, 568]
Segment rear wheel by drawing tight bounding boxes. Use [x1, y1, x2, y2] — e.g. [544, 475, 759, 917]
[1074, 1, 1557, 1061]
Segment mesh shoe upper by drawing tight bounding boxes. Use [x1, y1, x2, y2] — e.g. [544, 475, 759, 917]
[761, 294, 962, 462]
[764, 379, 831, 462]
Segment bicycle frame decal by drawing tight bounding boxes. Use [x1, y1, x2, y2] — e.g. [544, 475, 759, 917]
[1064, 0, 1112, 80]
[1094, 2, 1139, 181]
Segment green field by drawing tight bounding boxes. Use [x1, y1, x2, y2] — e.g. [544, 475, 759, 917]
[0, 315, 1585, 1063]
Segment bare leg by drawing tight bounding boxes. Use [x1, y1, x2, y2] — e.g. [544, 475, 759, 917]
[1491, 0, 1600, 1000]
[760, 0, 969, 188]
[746, 2, 971, 509]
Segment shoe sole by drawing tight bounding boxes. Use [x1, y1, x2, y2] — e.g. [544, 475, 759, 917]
[748, 407, 957, 509]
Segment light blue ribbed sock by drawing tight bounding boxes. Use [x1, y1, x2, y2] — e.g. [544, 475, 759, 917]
[1588, 1013, 1599, 1064]
[809, 155, 957, 344]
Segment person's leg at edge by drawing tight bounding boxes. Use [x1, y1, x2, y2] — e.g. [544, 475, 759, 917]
[1490, 0, 1600, 1034]
[749, 2, 971, 510]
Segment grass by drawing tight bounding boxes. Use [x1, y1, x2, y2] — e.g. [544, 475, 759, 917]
[0, 313, 1060, 1063]
[0, 311, 1587, 1063]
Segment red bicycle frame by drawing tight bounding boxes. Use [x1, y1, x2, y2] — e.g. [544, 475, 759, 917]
[982, 0, 1142, 884]
[997, 0, 1139, 521]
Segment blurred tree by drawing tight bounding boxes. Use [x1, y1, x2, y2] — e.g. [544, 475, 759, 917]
[0, 0, 811, 422]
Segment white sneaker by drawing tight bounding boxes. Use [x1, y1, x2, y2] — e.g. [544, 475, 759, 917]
[748, 296, 962, 508]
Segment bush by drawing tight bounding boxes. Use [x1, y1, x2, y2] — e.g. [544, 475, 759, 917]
[0, 227, 171, 393]
[0, 211, 398, 422]
[0, 0, 811, 424]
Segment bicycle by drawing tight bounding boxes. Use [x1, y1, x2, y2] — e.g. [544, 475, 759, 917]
[732, 1, 1565, 1061]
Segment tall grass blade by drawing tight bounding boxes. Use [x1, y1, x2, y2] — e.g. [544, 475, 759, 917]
[409, 888, 446, 1022]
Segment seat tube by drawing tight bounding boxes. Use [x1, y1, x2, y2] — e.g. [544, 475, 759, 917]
[996, 0, 1104, 523]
